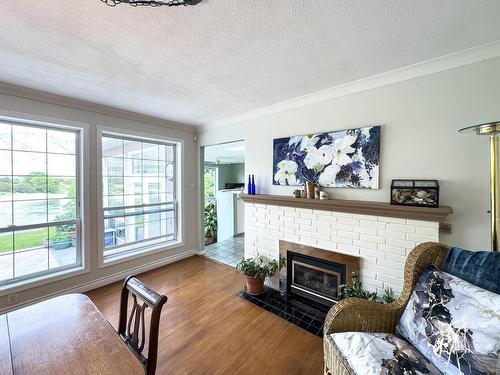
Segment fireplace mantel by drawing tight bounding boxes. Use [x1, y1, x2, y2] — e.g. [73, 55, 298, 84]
[241, 193, 452, 223]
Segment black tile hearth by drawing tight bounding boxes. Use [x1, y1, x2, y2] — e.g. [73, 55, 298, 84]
[238, 288, 329, 337]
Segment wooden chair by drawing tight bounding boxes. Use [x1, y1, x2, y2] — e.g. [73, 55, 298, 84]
[118, 276, 168, 375]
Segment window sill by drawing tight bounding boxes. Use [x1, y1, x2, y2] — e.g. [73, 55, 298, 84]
[100, 240, 184, 268]
[0, 265, 89, 297]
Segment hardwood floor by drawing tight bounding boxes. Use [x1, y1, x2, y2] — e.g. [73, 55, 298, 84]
[86, 255, 324, 375]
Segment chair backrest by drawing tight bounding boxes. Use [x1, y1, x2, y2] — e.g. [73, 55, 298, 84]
[118, 276, 168, 375]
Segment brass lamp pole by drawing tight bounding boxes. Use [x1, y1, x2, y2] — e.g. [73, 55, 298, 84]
[459, 121, 500, 251]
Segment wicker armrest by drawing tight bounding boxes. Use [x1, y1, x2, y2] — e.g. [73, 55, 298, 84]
[324, 298, 400, 335]
[324, 242, 449, 337]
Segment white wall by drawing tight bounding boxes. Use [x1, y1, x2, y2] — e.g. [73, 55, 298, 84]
[199, 57, 500, 250]
[0, 91, 199, 311]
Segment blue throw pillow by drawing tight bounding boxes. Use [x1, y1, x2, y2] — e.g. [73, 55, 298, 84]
[442, 247, 500, 294]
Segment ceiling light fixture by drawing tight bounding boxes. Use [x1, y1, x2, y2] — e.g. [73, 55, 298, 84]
[101, 0, 202, 7]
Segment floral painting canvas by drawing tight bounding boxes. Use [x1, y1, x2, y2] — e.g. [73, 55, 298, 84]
[273, 125, 380, 189]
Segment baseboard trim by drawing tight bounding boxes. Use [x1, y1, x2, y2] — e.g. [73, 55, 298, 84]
[0, 248, 196, 314]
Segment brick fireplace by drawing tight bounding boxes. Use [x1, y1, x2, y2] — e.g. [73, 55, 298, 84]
[242, 194, 452, 297]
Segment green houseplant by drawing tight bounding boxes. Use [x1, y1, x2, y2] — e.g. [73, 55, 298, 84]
[236, 255, 286, 295]
[340, 272, 397, 304]
[52, 202, 76, 250]
[204, 203, 217, 246]
[340, 272, 378, 301]
[52, 230, 72, 250]
[382, 287, 395, 304]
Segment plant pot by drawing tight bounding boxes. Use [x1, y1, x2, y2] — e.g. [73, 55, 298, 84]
[244, 276, 265, 295]
[53, 240, 71, 250]
[205, 236, 216, 246]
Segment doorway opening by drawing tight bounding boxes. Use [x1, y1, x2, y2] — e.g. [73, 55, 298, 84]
[202, 140, 245, 268]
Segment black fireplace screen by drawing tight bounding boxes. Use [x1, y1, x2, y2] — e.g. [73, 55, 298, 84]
[292, 261, 340, 300]
[287, 251, 347, 307]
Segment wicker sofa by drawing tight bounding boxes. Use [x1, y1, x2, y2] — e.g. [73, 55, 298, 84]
[323, 242, 449, 375]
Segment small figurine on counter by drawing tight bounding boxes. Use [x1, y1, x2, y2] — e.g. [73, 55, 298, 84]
[314, 185, 321, 199]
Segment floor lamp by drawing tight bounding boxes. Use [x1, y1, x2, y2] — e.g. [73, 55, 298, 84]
[459, 121, 500, 251]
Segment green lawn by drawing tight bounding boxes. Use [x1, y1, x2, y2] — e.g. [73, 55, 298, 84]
[0, 228, 55, 253]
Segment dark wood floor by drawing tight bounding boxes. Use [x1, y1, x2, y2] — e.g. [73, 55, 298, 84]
[86, 255, 324, 375]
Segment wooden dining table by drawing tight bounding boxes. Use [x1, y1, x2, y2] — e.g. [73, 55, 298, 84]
[0, 294, 145, 375]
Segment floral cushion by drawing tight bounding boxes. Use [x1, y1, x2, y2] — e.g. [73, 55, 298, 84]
[331, 332, 442, 375]
[397, 267, 500, 375]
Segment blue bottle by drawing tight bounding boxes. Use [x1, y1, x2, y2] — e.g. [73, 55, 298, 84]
[251, 175, 256, 195]
[247, 175, 252, 194]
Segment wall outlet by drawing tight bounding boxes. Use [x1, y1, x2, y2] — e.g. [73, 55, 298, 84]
[7, 293, 18, 306]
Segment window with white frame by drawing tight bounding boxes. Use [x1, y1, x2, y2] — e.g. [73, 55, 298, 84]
[101, 132, 178, 261]
[0, 121, 81, 286]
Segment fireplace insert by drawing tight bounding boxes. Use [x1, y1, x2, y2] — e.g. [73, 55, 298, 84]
[287, 251, 346, 307]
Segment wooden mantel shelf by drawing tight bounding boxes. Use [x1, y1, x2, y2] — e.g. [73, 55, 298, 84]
[240, 193, 452, 222]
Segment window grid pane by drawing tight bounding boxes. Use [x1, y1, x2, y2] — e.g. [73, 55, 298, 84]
[101, 134, 177, 257]
[0, 122, 81, 286]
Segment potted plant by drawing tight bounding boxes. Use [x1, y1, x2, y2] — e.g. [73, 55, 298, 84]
[52, 208, 76, 250]
[204, 203, 217, 246]
[236, 255, 286, 295]
[53, 233, 71, 250]
[52, 231, 72, 250]
[340, 272, 378, 301]
[69, 230, 78, 247]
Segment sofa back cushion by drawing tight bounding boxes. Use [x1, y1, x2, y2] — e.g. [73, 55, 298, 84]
[442, 247, 500, 294]
[397, 266, 500, 375]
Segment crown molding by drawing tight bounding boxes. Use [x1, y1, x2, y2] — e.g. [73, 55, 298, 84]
[0, 82, 198, 133]
[200, 40, 500, 132]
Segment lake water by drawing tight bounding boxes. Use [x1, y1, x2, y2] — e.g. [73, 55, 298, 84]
[0, 194, 75, 230]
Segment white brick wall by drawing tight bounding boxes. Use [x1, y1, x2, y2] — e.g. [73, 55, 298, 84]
[244, 203, 440, 297]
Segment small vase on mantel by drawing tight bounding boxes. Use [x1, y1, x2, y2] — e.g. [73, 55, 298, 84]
[306, 181, 315, 199]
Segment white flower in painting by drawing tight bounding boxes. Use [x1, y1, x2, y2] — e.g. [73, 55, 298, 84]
[288, 134, 319, 151]
[318, 164, 340, 186]
[274, 160, 298, 185]
[304, 145, 334, 172]
[300, 134, 320, 151]
[288, 136, 302, 148]
[350, 148, 376, 188]
[332, 135, 357, 166]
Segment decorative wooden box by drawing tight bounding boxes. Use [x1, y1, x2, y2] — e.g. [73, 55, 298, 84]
[390, 180, 440, 208]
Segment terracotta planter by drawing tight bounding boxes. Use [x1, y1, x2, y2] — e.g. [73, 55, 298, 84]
[244, 276, 265, 295]
[205, 236, 216, 246]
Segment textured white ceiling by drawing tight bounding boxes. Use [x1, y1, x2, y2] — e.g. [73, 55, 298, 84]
[1, 1, 500, 127]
